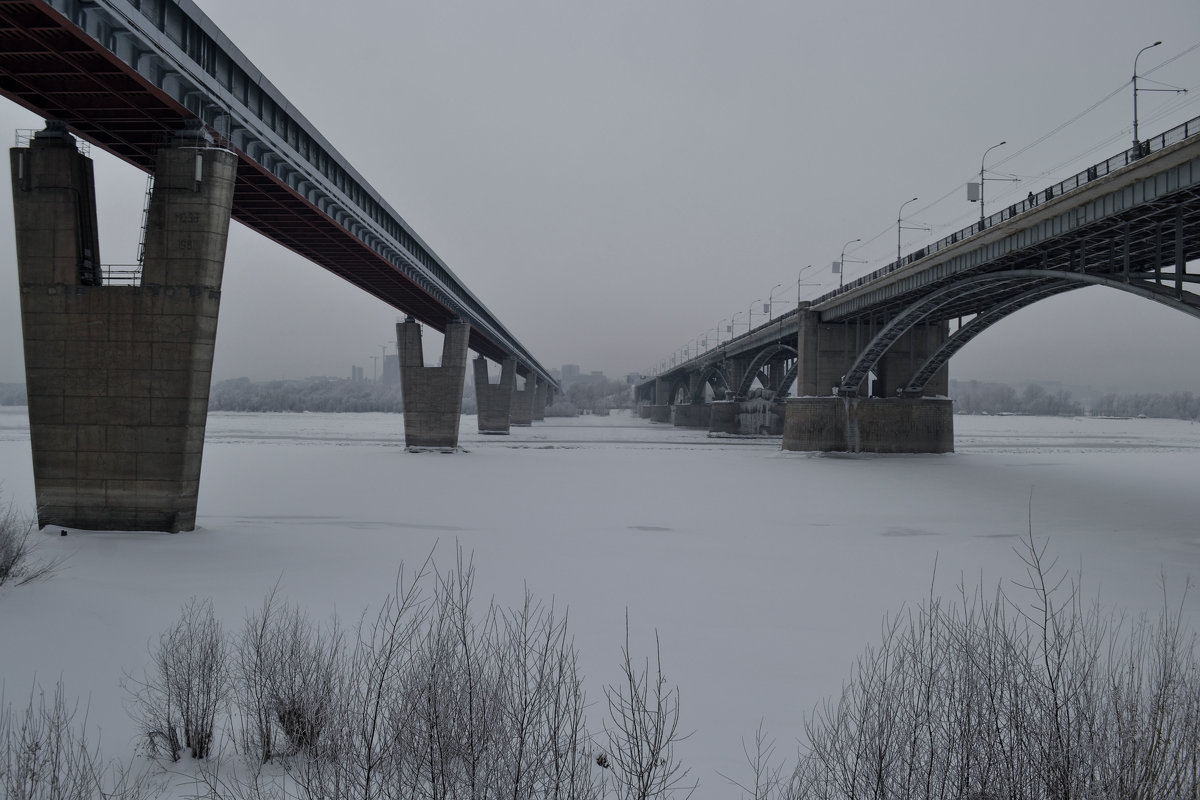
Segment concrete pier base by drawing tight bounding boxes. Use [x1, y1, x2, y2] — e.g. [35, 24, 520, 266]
[782, 396, 954, 453]
[707, 397, 786, 436]
[638, 404, 652, 419]
[397, 318, 470, 450]
[473, 357, 514, 434]
[649, 404, 671, 424]
[12, 123, 236, 532]
[672, 403, 711, 428]
[511, 377, 534, 426]
[532, 380, 547, 421]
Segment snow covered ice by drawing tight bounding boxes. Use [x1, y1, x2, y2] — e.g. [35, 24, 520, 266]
[2, 407, 1199, 797]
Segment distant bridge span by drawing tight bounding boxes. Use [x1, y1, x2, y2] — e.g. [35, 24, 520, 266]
[0, 0, 556, 385]
[637, 116, 1200, 449]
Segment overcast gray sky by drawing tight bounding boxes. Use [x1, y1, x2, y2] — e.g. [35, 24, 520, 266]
[2, 0, 1199, 393]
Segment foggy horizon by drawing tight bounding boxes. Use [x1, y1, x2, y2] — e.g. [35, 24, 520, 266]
[1, 0, 1198, 394]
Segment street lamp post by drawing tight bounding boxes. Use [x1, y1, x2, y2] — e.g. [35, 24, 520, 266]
[1133, 41, 1162, 153]
[896, 196, 918, 266]
[838, 238, 861, 289]
[978, 141, 1005, 228]
[730, 311, 745, 339]
[747, 299, 762, 333]
[717, 318, 728, 345]
[767, 283, 783, 320]
[797, 264, 814, 303]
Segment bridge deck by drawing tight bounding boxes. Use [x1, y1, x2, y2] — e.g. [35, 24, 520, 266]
[640, 115, 1200, 393]
[0, 0, 556, 384]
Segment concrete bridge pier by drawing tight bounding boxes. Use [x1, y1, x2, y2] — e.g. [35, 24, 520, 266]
[511, 372, 535, 426]
[672, 403, 711, 428]
[532, 379, 547, 421]
[649, 377, 671, 422]
[707, 395, 786, 436]
[396, 317, 470, 450]
[11, 122, 237, 532]
[473, 356, 514, 434]
[783, 308, 953, 452]
[782, 396, 953, 453]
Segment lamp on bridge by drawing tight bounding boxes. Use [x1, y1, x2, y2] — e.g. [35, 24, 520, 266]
[730, 311, 745, 338]
[835, 238, 861, 289]
[1132, 41, 1187, 158]
[969, 141, 1017, 230]
[766, 283, 784, 320]
[896, 196, 918, 267]
[1133, 41, 1162, 154]
[747, 299, 763, 333]
[796, 264, 817, 303]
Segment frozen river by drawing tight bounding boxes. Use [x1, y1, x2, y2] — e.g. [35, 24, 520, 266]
[1, 408, 1199, 795]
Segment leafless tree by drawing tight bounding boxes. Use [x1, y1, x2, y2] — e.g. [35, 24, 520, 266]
[601, 615, 695, 800]
[128, 597, 228, 761]
[1, 680, 160, 800]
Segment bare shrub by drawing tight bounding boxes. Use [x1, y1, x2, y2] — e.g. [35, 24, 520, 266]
[128, 597, 228, 761]
[0, 495, 59, 588]
[233, 586, 343, 764]
[601, 615, 695, 800]
[283, 548, 605, 800]
[787, 531, 1200, 800]
[1, 680, 160, 800]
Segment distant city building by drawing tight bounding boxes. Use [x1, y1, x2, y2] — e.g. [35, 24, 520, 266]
[560, 364, 610, 389]
[351, 365, 364, 382]
[381, 354, 400, 385]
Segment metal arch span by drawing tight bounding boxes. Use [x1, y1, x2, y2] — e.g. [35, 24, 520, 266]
[839, 269, 1200, 396]
[735, 343, 798, 398]
[690, 363, 731, 404]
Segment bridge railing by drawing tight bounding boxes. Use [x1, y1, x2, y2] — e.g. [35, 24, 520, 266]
[818, 114, 1200, 303]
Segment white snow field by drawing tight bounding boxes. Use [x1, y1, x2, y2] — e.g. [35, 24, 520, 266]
[2, 407, 1200, 796]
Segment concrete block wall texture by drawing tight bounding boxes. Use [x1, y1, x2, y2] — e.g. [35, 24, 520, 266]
[532, 380, 547, 421]
[706, 398, 785, 436]
[782, 396, 954, 453]
[12, 129, 236, 532]
[474, 356, 514, 434]
[649, 404, 671, 424]
[397, 319, 470, 449]
[671, 403, 711, 429]
[796, 309, 860, 397]
[872, 322, 950, 397]
[510, 375, 535, 426]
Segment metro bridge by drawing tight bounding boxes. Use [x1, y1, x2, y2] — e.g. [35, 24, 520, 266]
[1, 0, 556, 531]
[637, 115, 1200, 452]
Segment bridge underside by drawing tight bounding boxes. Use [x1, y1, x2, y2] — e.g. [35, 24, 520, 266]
[0, 1, 524, 369]
[834, 195, 1199, 397]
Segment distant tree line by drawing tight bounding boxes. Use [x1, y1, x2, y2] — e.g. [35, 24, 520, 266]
[950, 378, 1200, 420]
[0, 383, 27, 406]
[208, 377, 405, 413]
[545, 378, 634, 416]
[1089, 390, 1200, 420]
[949, 379, 1083, 417]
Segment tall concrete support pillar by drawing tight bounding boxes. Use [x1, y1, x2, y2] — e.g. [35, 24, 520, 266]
[532, 379, 547, 421]
[796, 306, 862, 397]
[12, 122, 236, 532]
[511, 373, 535, 426]
[872, 322, 949, 397]
[672, 403, 711, 428]
[396, 318, 470, 449]
[473, 357, 514, 434]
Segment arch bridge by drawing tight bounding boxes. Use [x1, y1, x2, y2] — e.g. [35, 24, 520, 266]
[637, 115, 1200, 451]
